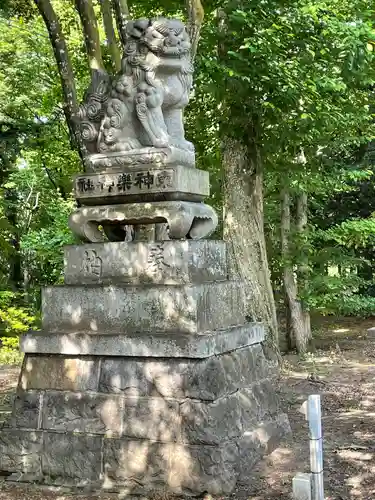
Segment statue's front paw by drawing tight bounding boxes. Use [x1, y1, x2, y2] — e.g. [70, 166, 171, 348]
[183, 140, 195, 152]
[170, 138, 194, 152]
[154, 138, 169, 148]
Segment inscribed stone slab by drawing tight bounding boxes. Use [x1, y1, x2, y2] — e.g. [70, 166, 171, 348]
[64, 240, 227, 285]
[41, 281, 245, 335]
[74, 165, 209, 205]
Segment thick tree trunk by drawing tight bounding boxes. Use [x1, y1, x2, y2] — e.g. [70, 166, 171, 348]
[33, 0, 83, 158]
[223, 138, 279, 350]
[281, 187, 309, 354]
[99, 0, 121, 72]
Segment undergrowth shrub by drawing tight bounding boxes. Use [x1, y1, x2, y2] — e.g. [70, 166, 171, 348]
[0, 291, 36, 365]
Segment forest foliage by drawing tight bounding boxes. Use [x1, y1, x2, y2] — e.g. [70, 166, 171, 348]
[0, 0, 375, 359]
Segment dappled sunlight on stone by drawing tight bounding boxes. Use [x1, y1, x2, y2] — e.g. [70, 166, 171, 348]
[65, 304, 82, 326]
[89, 319, 98, 331]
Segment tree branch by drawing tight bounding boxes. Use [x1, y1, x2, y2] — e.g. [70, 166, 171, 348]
[99, 0, 121, 72]
[185, 0, 204, 62]
[74, 0, 105, 72]
[111, 0, 129, 48]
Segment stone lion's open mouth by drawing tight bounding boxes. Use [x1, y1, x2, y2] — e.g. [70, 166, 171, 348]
[145, 45, 190, 58]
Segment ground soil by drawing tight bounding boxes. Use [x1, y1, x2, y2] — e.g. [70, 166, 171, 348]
[1, 316, 375, 499]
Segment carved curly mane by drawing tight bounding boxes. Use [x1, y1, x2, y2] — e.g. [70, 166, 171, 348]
[122, 17, 193, 91]
[76, 17, 194, 157]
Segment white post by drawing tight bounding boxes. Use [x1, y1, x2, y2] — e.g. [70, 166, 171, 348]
[293, 395, 324, 500]
[307, 395, 324, 500]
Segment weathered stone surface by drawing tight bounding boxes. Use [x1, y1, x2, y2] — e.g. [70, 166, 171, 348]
[168, 442, 237, 495]
[103, 439, 237, 495]
[21, 323, 265, 358]
[41, 392, 180, 442]
[251, 380, 281, 420]
[69, 201, 218, 243]
[180, 380, 283, 445]
[98, 343, 272, 400]
[64, 240, 227, 286]
[236, 413, 291, 484]
[74, 165, 209, 205]
[41, 281, 245, 335]
[10, 390, 41, 429]
[99, 358, 154, 395]
[99, 358, 189, 397]
[122, 397, 180, 442]
[42, 432, 101, 481]
[0, 430, 42, 474]
[180, 393, 242, 444]
[42, 392, 122, 436]
[184, 344, 276, 400]
[238, 381, 281, 428]
[20, 355, 100, 392]
[103, 438, 169, 490]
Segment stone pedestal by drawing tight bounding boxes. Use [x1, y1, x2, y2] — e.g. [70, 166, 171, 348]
[0, 240, 290, 496]
[0, 16, 290, 495]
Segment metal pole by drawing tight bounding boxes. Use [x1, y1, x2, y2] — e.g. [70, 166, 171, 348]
[307, 395, 324, 500]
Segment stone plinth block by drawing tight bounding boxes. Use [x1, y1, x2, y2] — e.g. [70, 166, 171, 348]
[42, 432, 102, 482]
[74, 165, 209, 206]
[64, 240, 227, 286]
[21, 323, 264, 358]
[20, 356, 100, 392]
[41, 281, 245, 335]
[0, 430, 42, 474]
[69, 201, 218, 243]
[103, 439, 237, 495]
[84, 147, 195, 172]
[0, 340, 291, 495]
[97, 342, 273, 400]
[20, 339, 269, 400]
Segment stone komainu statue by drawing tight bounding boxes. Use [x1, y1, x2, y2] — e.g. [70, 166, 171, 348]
[75, 18, 194, 157]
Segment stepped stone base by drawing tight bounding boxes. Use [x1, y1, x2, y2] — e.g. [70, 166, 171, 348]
[0, 343, 290, 495]
[0, 240, 290, 495]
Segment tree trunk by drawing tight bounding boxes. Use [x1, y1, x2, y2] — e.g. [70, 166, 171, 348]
[223, 137, 279, 351]
[185, 0, 204, 62]
[296, 191, 312, 342]
[99, 0, 121, 72]
[33, 0, 83, 158]
[281, 187, 309, 354]
[111, 0, 129, 48]
[74, 0, 104, 73]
